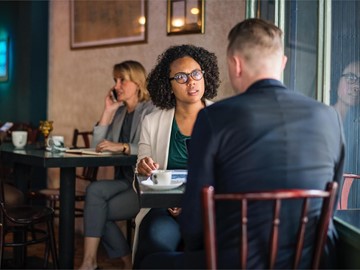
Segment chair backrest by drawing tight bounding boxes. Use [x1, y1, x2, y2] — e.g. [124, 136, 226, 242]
[338, 173, 360, 210]
[202, 182, 338, 270]
[71, 128, 93, 148]
[71, 129, 98, 181]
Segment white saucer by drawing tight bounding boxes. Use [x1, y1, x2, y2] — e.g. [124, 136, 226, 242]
[141, 181, 183, 190]
[46, 146, 68, 152]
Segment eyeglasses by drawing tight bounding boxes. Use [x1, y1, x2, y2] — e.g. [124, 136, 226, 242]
[169, 69, 205, 84]
[342, 73, 360, 85]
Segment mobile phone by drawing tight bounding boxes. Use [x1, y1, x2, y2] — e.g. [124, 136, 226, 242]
[112, 89, 118, 102]
[0, 122, 13, 132]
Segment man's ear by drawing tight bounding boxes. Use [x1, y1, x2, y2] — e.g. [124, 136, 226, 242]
[230, 55, 242, 77]
[228, 55, 242, 77]
[281, 55, 288, 71]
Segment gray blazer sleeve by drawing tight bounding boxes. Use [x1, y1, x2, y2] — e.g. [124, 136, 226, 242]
[91, 101, 157, 154]
[91, 105, 127, 148]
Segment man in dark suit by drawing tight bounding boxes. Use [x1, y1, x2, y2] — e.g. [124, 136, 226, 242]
[180, 18, 345, 269]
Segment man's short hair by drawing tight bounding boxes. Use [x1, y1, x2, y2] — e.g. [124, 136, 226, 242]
[227, 18, 283, 62]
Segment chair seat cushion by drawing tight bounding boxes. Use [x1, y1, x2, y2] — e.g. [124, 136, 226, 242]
[29, 188, 86, 200]
[3, 204, 54, 224]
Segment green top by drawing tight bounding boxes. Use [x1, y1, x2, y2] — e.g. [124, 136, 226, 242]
[167, 117, 190, 169]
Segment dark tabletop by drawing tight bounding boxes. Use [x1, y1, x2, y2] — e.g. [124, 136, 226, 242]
[135, 172, 186, 208]
[0, 143, 137, 168]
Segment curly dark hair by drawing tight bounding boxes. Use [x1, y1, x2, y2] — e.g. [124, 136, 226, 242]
[147, 44, 220, 110]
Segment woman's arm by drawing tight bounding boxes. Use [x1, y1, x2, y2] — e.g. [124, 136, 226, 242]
[136, 115, 159, 175]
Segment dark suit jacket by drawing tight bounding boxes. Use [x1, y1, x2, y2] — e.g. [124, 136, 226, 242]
[180, 79, 345, 269]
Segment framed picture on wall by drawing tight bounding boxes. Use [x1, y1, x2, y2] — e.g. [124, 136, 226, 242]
[70, 0, 147, 49]
[167, 0, 205, 35]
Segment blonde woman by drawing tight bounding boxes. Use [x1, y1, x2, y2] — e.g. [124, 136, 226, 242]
[79, 60, 156, 270]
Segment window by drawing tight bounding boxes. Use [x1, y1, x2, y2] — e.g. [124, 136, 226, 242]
[330, 0, 360, 208]
[248, 0, 360, 207]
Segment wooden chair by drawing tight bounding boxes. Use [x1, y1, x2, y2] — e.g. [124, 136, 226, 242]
[71, 128, 93, 149]
[0, 178, 58, 269]
[338, 173, 360, 210]
[28, 129, 98, 217]
[202, 182, 338, 269]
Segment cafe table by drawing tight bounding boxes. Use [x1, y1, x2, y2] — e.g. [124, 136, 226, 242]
[135, 172, 360, 268]
[135, 170, 187, 208]
[0, 143, 137, 269]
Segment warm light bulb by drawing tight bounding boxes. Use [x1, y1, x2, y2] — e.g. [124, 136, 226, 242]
[190, 8, 199, 15]
[138, 16, 146, 25]
[172, 18, 184, 27]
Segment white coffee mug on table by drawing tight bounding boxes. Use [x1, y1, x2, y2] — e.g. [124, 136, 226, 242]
[151, 170, 172, 185]
[12, 131, 28, 149]
[47, 135, 65, 152]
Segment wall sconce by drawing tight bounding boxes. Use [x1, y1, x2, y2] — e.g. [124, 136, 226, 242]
[167, 0, 205, 35]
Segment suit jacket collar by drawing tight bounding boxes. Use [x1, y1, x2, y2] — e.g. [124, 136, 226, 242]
[246, 79, 287, 93]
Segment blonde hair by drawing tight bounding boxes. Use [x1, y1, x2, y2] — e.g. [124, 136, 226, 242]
[113, 60, 150, 102]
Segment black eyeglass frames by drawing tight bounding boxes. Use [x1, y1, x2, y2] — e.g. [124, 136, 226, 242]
[169, 69, 205, 84]
[342, 73, 360, 85]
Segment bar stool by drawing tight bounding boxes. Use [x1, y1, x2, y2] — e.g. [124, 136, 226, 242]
[27, 129, 98, 217]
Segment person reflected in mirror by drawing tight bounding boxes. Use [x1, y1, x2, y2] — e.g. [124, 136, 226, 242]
[333, 61, 360, 120]
[332, 60, 360, 208]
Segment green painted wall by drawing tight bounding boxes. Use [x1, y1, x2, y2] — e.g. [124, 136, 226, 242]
[0, 0, 48, 127]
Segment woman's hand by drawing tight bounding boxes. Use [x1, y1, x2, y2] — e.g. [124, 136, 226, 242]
[104, 88, 122, 111]
[168, 207, 182, 217]
[137, 157, 159, 176]
[98, 89, 122, 126]
[95, 140, 123, 153]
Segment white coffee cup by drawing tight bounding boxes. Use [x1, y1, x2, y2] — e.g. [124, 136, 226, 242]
[47, 135, 65, 152]
[151, 170, 172, 185]
[11, 131, 28, 149]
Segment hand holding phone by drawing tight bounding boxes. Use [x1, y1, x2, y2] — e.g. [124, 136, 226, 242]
[111, 89, 118, 102]
[0, 122, 13, 143]
[0, 122, 13, 132]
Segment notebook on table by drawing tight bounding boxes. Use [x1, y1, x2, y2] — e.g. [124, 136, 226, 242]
[65, 148, 118, 155]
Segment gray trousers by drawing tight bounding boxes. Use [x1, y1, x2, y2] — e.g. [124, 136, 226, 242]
[84, 179, 139, 258]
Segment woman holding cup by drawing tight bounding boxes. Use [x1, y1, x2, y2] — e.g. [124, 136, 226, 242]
[134, 44, 220, 268]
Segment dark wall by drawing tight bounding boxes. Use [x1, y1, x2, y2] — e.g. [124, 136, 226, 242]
[0, 0, 48, 127]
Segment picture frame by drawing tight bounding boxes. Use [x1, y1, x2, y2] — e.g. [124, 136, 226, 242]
[167, 0, 205, 35]
[0, 37, 9, 82]
[70, 0, 147, 49]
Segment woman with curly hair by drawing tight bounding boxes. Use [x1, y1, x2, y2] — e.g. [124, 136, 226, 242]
[133, 44, 220, 268]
